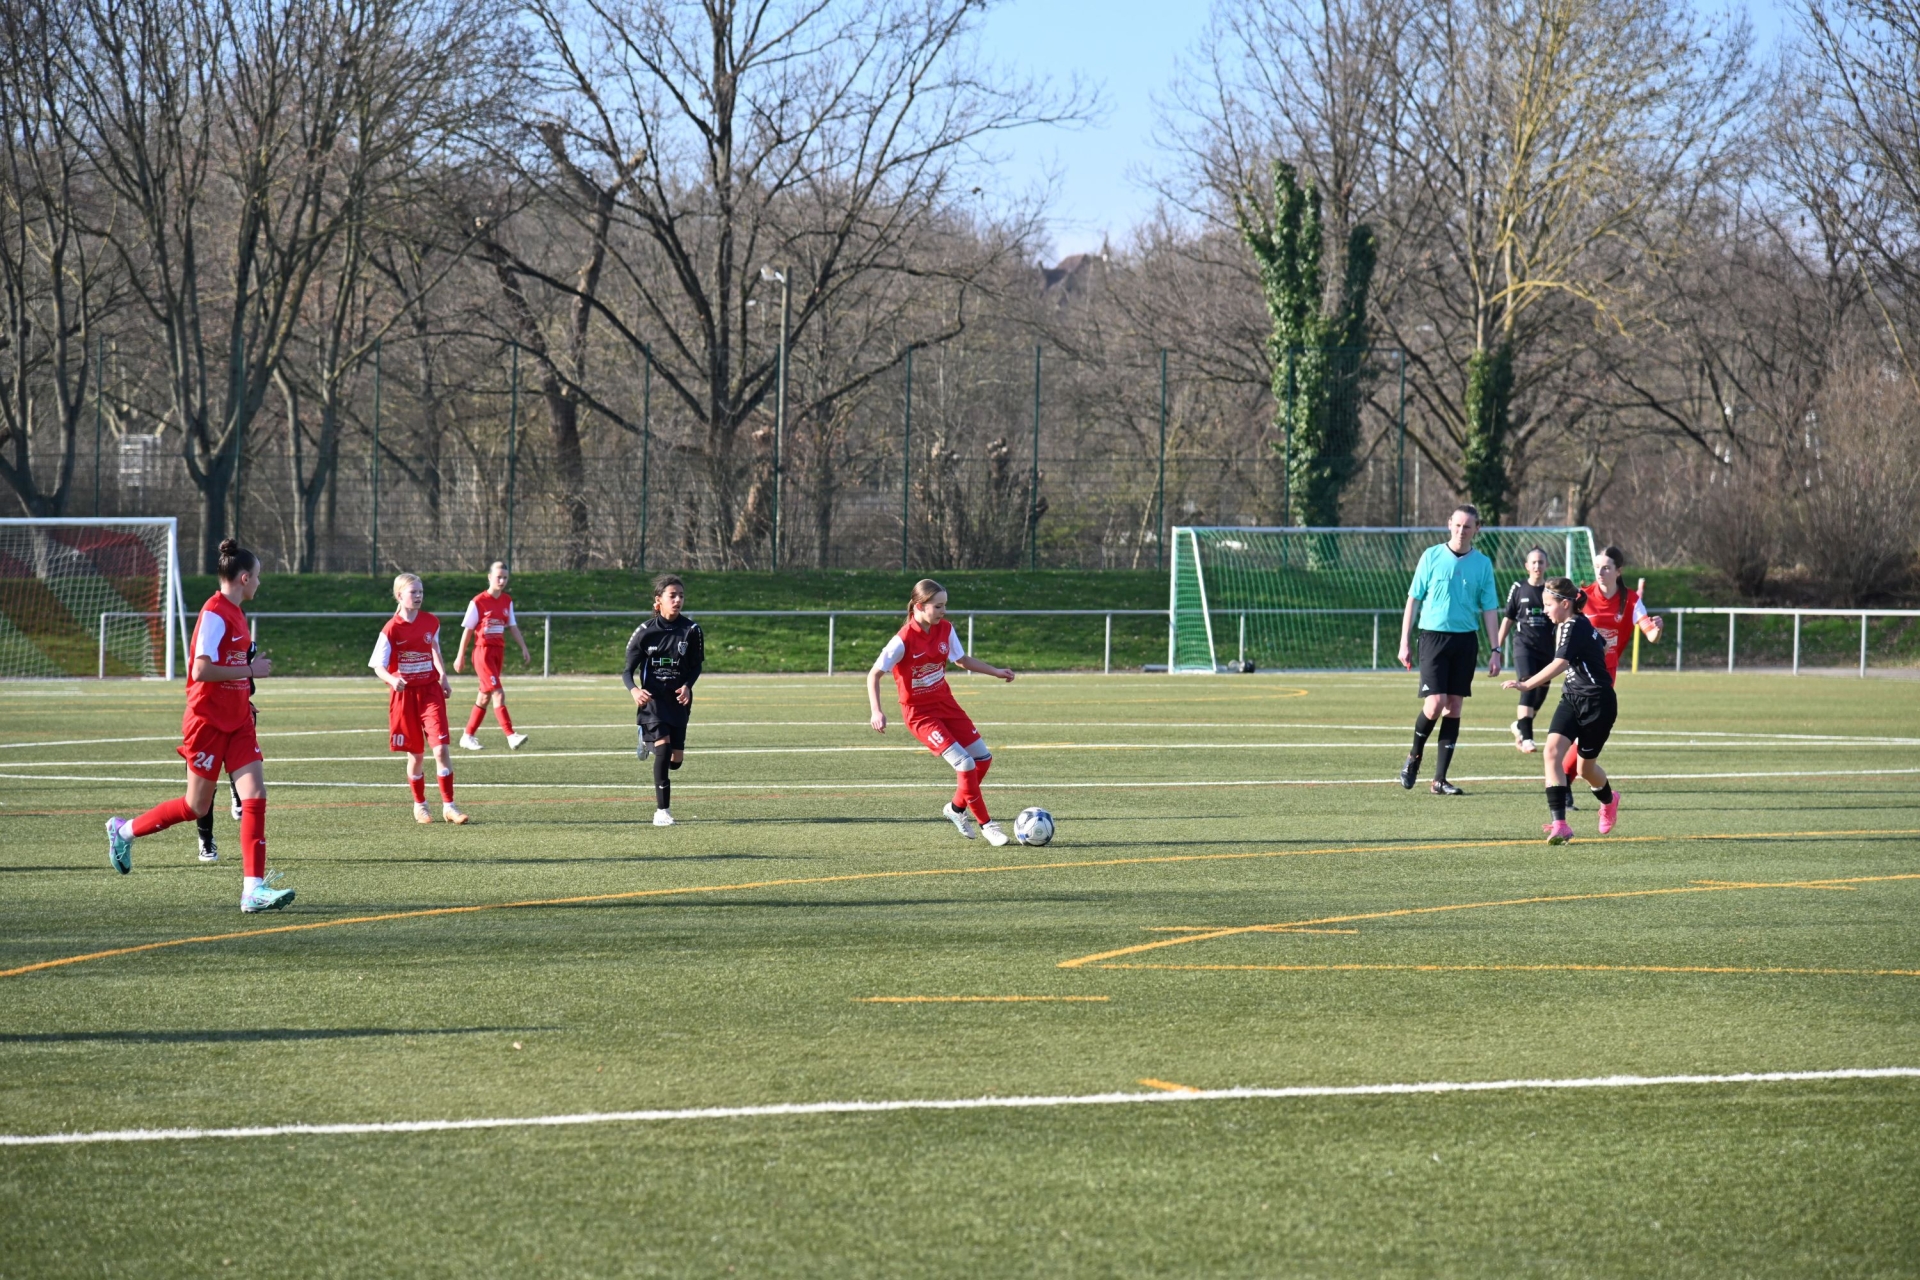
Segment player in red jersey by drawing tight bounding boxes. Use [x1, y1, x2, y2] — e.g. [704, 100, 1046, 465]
[453, 561, 531, 752]
[370, 572, 468, 824]
[866, 579, 1017, 845]
[1562, 545, 1662, 777]
[104, 538, 294, 912]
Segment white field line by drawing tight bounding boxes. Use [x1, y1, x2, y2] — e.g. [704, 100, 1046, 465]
[5, 768, 1917, 792]
[3, 1067, 1914, 1147]
[3, 740, 1904, 769]
[5, 723, 1916, 751]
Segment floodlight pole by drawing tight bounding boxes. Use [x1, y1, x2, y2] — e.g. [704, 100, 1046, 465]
[638, 347, 651, 570]
[1395, 350, 1407, 526]
[762, 265, 790, 569]
[92, 334, 104, 515]
[902, 347, 912, 571]
[1029, 343, 1041, 571]
[1156, 348, 1168, 570]
[370, 338, 381, 574]
[506, 346, 519, 573]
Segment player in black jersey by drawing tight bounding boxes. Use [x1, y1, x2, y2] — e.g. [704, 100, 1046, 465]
[1495, 546, 1555, 753]
[1503, 576, 1621, 844]
[623, 574, 705, 827]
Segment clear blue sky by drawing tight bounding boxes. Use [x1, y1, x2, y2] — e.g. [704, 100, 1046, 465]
[977, 0, 1799, 262]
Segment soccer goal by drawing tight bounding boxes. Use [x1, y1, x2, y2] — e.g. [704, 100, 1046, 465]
[1167, 525, 1597, 672]
[0, 517, 185, 679]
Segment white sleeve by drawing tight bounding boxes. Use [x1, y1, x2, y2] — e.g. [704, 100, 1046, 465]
[193, 611, 226, 662]
[872, 636, 907, 673]
[947, 630, 966, 661]
[505, 605, 517, 628]
[368, 632, 392, 672]
[1632, 598, 1649, 623]
[461, 601, 480, 630]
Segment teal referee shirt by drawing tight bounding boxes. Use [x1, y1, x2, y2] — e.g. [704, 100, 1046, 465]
[1407, 543, 1499, 633]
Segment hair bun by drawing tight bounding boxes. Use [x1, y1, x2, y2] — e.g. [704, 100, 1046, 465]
[218, 537, 240, 556]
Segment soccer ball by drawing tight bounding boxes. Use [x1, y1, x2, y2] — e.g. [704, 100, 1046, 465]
[1013, 807, 1054, 846]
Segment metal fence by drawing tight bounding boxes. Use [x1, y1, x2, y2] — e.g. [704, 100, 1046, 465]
[101, 604, 1920, 677]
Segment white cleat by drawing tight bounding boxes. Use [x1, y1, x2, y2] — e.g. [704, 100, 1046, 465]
[197, 835, 219, 863]
[943, 803, 976, 840]
[413, 801, 433, 824]
[506, 732, 529, 750]
[459, 733, 484, 751]
[442, 802, 469, 825]
[653, 808, 675, 827]
[979, 820, 1010, 847]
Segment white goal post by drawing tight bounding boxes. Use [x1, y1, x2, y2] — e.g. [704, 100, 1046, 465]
[1168, 524, 1598, 673]
[0, 517, 184, 680]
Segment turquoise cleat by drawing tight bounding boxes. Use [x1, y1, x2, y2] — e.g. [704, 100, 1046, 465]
[106, 818, 133, 874]
[241, 876, 295, 913]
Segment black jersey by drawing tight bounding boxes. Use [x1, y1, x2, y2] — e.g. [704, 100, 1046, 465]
[1553, 613, 1613, 696]
[1504, 580, 1554, 652]
[623, 613, 704, 722]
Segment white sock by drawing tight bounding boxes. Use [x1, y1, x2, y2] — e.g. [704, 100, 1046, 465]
[243, 875, 263, 895]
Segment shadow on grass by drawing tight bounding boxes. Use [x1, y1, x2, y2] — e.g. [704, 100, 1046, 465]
[0, 1025, 559, 1045]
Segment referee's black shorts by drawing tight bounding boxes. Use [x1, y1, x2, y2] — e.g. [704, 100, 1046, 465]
[1548, 688, 1617, 758]
[1513, 643, 1554, 710]
[1416, 629, 1480, 698]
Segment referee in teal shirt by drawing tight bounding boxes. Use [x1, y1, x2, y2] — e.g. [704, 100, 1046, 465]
[1396, 504, 1503, 794]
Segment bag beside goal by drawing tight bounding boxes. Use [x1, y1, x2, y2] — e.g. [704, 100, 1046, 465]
[0, 518, 183, 679]
[1168, 525, 1596, 672]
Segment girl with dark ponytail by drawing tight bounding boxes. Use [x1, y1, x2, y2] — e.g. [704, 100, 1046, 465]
[105, 538, 295, 912]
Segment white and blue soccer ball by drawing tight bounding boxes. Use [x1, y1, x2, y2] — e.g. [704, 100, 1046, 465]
[1014, 806, 1054, 846]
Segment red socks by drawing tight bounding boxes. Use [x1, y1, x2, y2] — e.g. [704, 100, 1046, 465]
[1563, 742, 1580, 778]
[969, 757, 993, 823]
[239, 797, 266, 879]
[130, 795, 198, 837]
[465, 704, 486, 735]
[408, 774, 427, 803]
[437, 770, 455, 803]
[493, 705, 515, 735]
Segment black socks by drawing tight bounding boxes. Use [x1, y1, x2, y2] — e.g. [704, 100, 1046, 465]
[1410, 713, 1436, 758]
[196, 809, 214, 843]
[1546, 784, 1570, 821]
[1591, 782, 1614, 805]
[653, 750, 671, 810]
[1433, 716, 1461, 781]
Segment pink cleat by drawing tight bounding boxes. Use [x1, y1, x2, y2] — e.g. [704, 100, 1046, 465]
[1597, 790, 1621, 834]
[1544, 820, 1574, 845]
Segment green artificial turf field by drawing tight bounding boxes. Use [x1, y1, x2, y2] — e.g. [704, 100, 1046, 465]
[1, 670, 1916, 1276]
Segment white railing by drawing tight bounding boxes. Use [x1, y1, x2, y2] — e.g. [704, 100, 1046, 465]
[1662, 606, 1920, 677]
[101, 608, 1169, 677]
[94, 604, 1920, 677]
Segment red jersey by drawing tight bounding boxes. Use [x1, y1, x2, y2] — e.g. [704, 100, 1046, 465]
[1578, 583, 1644, 678]
[875, 618, 966, 714]
[185, 593, 254, 733]
[462, 591, 516, 648]
[370, 611, 443, 687]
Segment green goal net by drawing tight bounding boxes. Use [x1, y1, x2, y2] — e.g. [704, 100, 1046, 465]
[1167, 525, 1597, 672]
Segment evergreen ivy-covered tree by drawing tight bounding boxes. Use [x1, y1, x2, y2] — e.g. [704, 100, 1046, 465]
[1237, 161, 1376, 528]
[1461, 343, 1514, 523]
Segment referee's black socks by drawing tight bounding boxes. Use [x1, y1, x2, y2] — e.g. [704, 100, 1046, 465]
[1409, 712, 1436, 758]
[1433, 716, 1461, 782]
[1546, 784, 1570, 821]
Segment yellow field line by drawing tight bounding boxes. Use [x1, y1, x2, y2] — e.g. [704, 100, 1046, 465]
[5, 826, 1916, 981]
[1057, 872, 1920, 968]
[855, 995, 1111, 1003]
[1137, 1078, 1201, 1093]
[1100, 962, 1920, 978]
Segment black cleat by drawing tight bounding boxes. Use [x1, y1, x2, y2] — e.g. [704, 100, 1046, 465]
[1430, 780, 1463, 796]
[1399, 755, 1422, 789]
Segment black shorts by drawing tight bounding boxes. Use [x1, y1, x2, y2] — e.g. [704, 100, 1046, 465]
[1547, 689, 1617, 757]
[1417, 630, 1480, 698]
[638, 717, 688, 756]
[1513, 644, 1555, 711]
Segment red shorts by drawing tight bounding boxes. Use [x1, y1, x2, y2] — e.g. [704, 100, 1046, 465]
[473, 643, 505, 695]
[905, 707, 980, 757]
[389, 683, 451, 754]
[178, 712, 263, 781]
